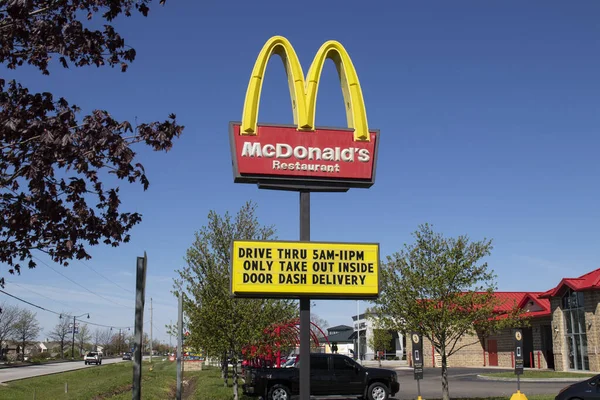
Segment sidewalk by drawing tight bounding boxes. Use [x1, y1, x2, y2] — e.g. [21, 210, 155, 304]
[358, 360, 409, 368]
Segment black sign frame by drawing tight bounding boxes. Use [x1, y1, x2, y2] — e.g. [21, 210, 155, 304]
[513, 329, 524, 375]
[411, 332, 424, 380]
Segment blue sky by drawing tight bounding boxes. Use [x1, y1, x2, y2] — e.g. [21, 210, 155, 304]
[2, 0, 599, 343]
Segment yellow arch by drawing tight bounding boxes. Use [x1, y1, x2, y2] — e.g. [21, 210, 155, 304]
[240, 36, 310, 135]
[240, 36, 370, 142]
[305, 41, 369, 141]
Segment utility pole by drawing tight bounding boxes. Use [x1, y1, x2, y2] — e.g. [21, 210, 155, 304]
[150, 297, 153, 363]
[69, 313, 89, 359]
[176, 294, 183, 400]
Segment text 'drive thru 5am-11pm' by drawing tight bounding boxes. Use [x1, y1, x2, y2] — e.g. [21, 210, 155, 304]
[230, 240, 379, 299]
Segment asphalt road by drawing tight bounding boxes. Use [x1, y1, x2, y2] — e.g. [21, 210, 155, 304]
[392, 367, 577, 399]
[0, 357, 128, 383]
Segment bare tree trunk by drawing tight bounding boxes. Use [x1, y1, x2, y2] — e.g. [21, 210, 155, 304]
[378, 352, 381, 368]
[441, 351, 450, 400]
[222, 353, 229, 387]
[232, 361, 239, 400]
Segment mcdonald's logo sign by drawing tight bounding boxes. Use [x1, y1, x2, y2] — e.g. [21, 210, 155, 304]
[229, 36, 379, 190]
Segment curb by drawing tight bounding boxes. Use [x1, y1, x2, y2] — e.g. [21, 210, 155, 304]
[477, 374, 589, 382]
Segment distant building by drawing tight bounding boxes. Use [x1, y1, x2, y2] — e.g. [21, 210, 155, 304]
[349, 313, 405, 361]
[323, 325, 355, 356]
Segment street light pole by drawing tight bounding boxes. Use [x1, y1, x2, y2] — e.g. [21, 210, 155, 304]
[71, 316, 75, 359]
[357, 300, 360, 364]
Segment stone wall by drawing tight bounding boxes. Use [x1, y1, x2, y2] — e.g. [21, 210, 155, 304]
[551, 297, 566, 371]
[583, 291, 600, 371]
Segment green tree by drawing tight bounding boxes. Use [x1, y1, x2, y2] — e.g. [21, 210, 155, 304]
[367, 318, 393, 367]
[174, 201, 296, 400]
[374, 224, 525, 400]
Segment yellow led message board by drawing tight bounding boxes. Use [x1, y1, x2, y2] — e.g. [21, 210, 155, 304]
[230, 240, 379, 299]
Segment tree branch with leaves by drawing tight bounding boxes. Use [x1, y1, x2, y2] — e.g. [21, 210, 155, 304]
[0, 0, 183, 285]
[374, 224, 526, 400]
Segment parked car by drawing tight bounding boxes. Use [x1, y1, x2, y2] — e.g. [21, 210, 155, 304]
[84, 351, 102, 365]
[555, 374, 600, 399]
[243, 353, 399, 400]
[122, 352, 132, 360]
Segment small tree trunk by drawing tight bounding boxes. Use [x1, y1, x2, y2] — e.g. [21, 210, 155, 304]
[232, 361, 239, 400]
[222, 353, 229, 386]
[378, 352, 381, 368]
[441, 351, 450, 400]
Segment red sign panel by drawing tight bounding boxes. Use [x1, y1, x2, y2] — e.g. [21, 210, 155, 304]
[229, 123, 379, 189]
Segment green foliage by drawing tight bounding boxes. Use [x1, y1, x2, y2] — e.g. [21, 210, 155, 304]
[174, 201, 297, 399]
[29, 352, 51, 363]
[374, 224, 526, 400]
[366, 318, 393, 366]
[369, 328, 393, 354]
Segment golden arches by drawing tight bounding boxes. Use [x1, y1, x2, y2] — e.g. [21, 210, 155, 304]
[240, 36, 370, 142]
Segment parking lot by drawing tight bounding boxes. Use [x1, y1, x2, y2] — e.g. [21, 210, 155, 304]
[392, 367, 575, 399]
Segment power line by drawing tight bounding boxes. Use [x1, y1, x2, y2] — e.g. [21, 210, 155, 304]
[78, 259, 134, 295]
[6, 281, 119, 322]
[6, 280, 86, 315]
[33, 255, 133, 309]
[0, 289, 62, 316]
[0, 288, 139, 330]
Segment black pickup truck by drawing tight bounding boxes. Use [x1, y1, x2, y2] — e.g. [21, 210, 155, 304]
[243, 353, 399, 400]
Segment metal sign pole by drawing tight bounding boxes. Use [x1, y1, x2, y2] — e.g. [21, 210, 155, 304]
[512, 328, 526, 399]
[411, 332, 424, 400]
[299, 191, 311, 400]
[132, 253, 147, 400]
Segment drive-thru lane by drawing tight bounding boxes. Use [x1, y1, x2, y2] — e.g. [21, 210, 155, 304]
[0, 358, 128, 383]
[392, 367, 582, 399]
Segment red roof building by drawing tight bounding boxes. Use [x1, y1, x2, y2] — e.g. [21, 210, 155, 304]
[409, 268, 600, 372]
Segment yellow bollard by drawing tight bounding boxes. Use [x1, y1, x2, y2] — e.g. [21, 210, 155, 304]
[510, 390, 528, 400]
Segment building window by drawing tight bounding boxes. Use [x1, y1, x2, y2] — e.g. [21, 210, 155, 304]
[562, 288, 589, 371]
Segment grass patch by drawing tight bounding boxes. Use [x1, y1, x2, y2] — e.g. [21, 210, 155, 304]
[481, 370, 596, 379]
[0, 361, 176, 400]
[186, 366, 253, 400]
[108, 361, 177, 400]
